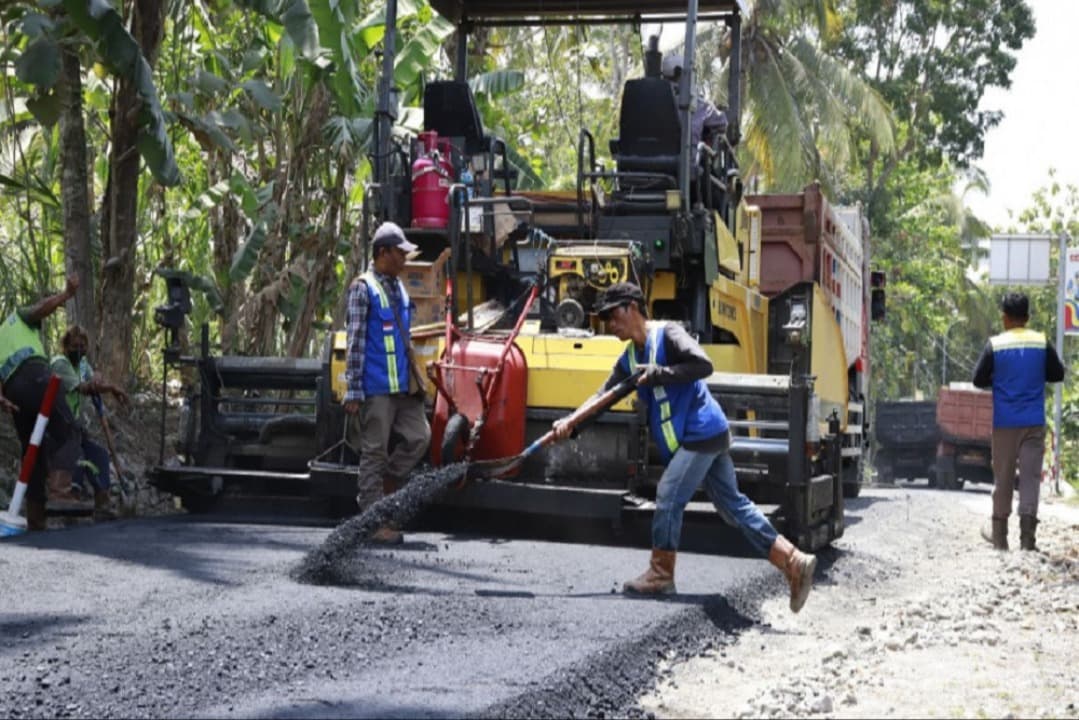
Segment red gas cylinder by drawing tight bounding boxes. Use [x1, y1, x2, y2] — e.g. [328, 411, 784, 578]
[411, 131, 454, 229]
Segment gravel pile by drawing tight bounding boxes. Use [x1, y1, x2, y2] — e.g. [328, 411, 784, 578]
[294, 462, 468, 586]
[642, 487, 1079, 720]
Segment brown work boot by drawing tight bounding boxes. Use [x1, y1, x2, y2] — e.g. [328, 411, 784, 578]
[623, 549, 677, 595]
[980, 517, 1008, 550]
[93, 489, 118, 522]
[769, 535, 817, 613]
[25, 499, 47, 531]
[1019, 515, 1038, 551]
[46, 470, 92, 511]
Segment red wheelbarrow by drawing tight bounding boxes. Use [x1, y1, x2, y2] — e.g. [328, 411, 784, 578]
[427, 279, 539, 476]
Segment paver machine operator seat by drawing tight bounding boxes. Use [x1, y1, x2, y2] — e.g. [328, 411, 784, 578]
[607, 77, 685, 211]
[423, 80, 515, 197]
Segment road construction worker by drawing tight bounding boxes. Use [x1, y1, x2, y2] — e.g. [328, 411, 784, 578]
[0, 274, 85, 529]
[660, 53, 728, 148]
[552, 282, 817, 613]
[343, 221, 432, 544]
[51, 324, 129, 521]
[973, 291, 1065, 551]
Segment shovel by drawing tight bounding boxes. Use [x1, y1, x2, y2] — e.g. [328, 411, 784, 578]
[92, 393, 135, 508]
[467, 367, 645, 480]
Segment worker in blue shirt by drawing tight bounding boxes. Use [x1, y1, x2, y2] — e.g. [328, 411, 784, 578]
[972, 292, 1065, 551]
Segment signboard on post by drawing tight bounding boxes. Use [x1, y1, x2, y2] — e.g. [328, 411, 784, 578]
[989, 234, 1052, 285]
[1065, 247, 1079, 335]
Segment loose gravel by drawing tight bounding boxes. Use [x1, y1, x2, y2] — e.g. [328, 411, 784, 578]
[294, 463, 468, 586]
[641, 482, 1079, 719]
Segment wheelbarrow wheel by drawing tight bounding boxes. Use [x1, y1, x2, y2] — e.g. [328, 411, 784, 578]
[439, 413, 470, 466]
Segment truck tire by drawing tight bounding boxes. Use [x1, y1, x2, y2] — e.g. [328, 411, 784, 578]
[936, 469, 963, 491]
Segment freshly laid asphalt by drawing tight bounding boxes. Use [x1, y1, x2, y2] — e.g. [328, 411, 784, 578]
[0, 508, 790, 719]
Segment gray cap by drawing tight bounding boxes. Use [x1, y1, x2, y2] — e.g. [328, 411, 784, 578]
[372, 221, 419, 255]
[593, 282, 646, 316]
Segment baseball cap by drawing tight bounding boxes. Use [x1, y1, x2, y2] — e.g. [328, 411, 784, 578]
[593, 282, 646, 317]
[372, 221, 419, 259]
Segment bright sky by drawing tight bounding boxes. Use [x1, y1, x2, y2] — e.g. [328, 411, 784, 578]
[963, 0, 1079, 229]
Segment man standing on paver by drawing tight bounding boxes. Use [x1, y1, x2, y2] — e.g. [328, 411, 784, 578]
[973, 292, 1065, 551]
[343, 221, 431, 545]
[552, 282, 817, 613]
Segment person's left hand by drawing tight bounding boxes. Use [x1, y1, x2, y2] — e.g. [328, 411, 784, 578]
[0, 395, 17, 414]
[636, 364, 662, 386]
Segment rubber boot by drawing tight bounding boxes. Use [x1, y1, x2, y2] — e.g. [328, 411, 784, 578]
[623, 549, 677, 595]
[769, 535, 817, 613]
[93, 489, 118, 522]
[370, 477, 404, 546]
[46, 470, 92, 511]
[25, 499, 47, 532]
[980, 517, 1008, 550]
[1019, 515, 1038, 551]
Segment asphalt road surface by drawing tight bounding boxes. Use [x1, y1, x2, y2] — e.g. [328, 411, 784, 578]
[0, 504, 814, 719]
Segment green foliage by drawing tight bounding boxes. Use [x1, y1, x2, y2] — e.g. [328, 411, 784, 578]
[61, 0, 181, 186]
[833, 0, 1035, 170]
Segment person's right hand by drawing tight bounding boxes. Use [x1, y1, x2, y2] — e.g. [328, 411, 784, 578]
[0, 395, 17, 414]
[64, 272, 80, 299]
[551, 417, 573, 442]
[344, 400, 361, 415]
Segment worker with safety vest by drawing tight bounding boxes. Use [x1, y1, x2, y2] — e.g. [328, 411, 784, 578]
[0, 274, 84, 530]
[973, 291, 1065, 552]
[552, 282, 818, 613]
[343, 221, 432, 545]
[50, 324, 129, 520]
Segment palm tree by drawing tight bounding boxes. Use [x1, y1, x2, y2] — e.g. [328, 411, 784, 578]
[713, 0, 895, 195]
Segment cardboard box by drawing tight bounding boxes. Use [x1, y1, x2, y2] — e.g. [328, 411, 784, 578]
[402, 248, 451, 298]
[411, 295, 446, 326]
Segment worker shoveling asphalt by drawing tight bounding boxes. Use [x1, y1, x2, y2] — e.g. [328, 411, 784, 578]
[295, 369, 645, 587]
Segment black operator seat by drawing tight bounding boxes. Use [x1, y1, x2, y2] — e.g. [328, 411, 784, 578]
[423, 80, 488, 155]
[423, 80, 516, 185]
[609, 77, 686, 185]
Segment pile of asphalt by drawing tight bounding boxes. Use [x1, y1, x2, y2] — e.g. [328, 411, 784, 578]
[293, 462, 468, 586]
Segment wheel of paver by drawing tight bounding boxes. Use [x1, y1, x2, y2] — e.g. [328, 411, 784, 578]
[439, 413, 470, 466]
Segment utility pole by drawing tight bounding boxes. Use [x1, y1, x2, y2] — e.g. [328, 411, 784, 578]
[1053, 231, 1068, 494]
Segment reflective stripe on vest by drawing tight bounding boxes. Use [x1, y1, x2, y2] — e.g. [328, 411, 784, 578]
[364, 271, 405, 394]
[627, 326, 679, 455]
[0, 312, 44, 383]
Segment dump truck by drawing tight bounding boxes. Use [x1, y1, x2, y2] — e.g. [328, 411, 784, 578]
[151, 0, 880, 551]
[934, 383, 994, 490]
[873, 400, 939, 484]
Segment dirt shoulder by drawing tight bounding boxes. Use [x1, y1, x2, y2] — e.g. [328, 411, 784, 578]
[640, 482, 1079, 719]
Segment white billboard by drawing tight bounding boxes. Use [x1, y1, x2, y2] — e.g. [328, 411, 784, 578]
[989, 234, 1052, 285]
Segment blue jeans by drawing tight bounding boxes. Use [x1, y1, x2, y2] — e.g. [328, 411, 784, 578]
[74, 437, 110, 492]
[653, 446, 778, 556]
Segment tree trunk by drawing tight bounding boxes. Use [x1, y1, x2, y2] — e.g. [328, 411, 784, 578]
[58, 46, 95, 337]
[98, 0, 164, 383]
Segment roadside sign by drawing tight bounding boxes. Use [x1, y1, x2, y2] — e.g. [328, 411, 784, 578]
[1065, 247, 1079, 335]
[989, 234, 1052, 285]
